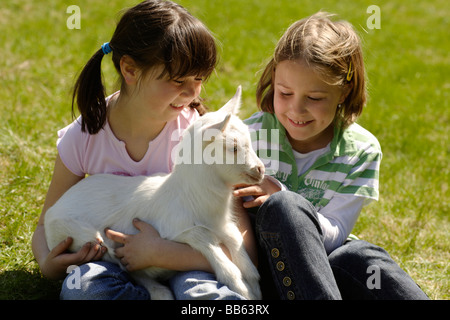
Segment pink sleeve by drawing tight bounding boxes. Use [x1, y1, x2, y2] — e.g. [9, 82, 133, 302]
[56, 119, 86, 177]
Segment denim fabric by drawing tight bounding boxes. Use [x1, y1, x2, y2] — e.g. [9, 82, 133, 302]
[60, 191, 429, 300]
[329, 240, 429, 299]
[169, 271, 245, 300]
[60, 261, 243, 300]
[60, 261, 150, 300]
[255, 191, 341, 300]
[255, 191, 429, 300]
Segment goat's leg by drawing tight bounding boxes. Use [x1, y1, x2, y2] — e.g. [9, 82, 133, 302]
[219, 223, 262, 300]
[177, 227, 252, 299]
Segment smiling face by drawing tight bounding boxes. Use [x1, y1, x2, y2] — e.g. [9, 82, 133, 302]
[273, 59, 349, 153]
[118, 60, 204, 128]
[136, 65, 204, 122]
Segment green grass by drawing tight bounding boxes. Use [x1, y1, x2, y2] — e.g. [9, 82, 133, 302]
[0, 0, 448, 299]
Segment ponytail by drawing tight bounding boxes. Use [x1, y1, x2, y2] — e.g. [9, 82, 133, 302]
[71, 49, 108, 134]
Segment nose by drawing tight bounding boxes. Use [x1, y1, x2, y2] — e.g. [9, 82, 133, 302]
[255, 163, 265, 176]
[291, 98, 308, 114]
[182, 80, 201, 99]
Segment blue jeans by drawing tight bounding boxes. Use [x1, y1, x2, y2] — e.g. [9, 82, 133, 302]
[254, 191, 429, 300]
[60, 191, 429, 300]
[60, 262, 244, 300]
[60, 261, 150, 300]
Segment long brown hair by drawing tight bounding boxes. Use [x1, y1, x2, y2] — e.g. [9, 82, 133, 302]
[257, 12, 366, 128]
[72, 0, 217, 134]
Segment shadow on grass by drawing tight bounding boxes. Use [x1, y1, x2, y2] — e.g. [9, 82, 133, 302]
[0, 269, 61, 300]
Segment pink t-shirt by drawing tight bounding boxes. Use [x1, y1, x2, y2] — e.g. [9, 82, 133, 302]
[57, 105, 198, 177]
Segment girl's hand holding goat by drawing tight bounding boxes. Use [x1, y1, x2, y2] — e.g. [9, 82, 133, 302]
[39, 236, 106, 280]
[105, 218, 232, 273]
[233, 176, 281, 209]
[105, 218, 164, 272]
[105, 207, 258, 273]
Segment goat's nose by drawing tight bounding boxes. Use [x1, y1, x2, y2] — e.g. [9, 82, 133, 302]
[256, 164, 265, 176]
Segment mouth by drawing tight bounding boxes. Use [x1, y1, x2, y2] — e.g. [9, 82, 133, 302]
[170, 103, 185, 110]
[288, 118, 313, 127]
[243, 172, 264, 184]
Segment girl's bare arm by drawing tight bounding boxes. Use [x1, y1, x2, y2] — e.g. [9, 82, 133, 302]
[32, 155, 105, 279]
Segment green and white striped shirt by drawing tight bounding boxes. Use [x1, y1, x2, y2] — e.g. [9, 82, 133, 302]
[245, 112, 382, 252]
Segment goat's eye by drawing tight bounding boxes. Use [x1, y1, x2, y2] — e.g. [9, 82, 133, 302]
[227, 140, 238, 153]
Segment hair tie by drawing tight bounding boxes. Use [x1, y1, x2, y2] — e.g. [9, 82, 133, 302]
[101, 42, 112, 55]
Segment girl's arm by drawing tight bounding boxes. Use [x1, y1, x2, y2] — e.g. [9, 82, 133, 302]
[234, 175, 366, 254]
[105, 198, 258, 273]
[32, 155, 105, 280]
[317, 194, 366, 254]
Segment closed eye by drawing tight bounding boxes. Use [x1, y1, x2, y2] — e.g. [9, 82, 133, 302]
[173, 77, 203, 85]
[308, 96, 324, 101]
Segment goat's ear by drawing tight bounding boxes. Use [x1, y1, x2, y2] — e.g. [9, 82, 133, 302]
[205, 113, 232, 132]
[219, 113, 232, 132]
[219, 85, 241, 115]
[204, 113, 232, 133]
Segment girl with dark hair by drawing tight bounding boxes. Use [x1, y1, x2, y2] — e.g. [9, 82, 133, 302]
[31, 0, 239, 300]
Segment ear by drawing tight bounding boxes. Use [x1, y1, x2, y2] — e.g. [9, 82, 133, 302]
[204, 113, 232, 134]
[339, 82, 353, 104]
[219, 113, 232, 132]
[218, 86, 242, 115]
[120, 55, 140, 85]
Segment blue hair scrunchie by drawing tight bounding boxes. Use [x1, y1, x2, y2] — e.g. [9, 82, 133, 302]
[101, 42, 112, 55]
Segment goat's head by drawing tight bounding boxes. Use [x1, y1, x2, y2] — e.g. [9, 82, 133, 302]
[173, 86, 265, 186]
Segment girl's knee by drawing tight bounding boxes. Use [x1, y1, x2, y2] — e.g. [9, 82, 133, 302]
[328, 240, 393, 275]
[263, 191, 309, 211]
[60, 261, 149, 300]
[256, 191, 318, 234]
[170, 271, 245, 300]
[60, 262, 108, 300]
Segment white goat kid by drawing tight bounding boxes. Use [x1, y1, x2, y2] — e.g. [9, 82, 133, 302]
[45, 86, 264, 300]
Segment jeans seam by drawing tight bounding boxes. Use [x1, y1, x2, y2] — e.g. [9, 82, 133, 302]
[260, 231, 302, 300]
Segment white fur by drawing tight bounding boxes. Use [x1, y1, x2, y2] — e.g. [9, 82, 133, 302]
[45, 86, 264, 300]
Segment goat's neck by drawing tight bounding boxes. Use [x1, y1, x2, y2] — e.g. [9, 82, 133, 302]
[168, 164, 232, 224]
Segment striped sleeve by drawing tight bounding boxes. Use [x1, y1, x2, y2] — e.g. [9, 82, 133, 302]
[336, 125, 382, 201]
[338, 151, 381, 200]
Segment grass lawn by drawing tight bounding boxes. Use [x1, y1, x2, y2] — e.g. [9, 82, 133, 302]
[0, 0, 448, 299]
